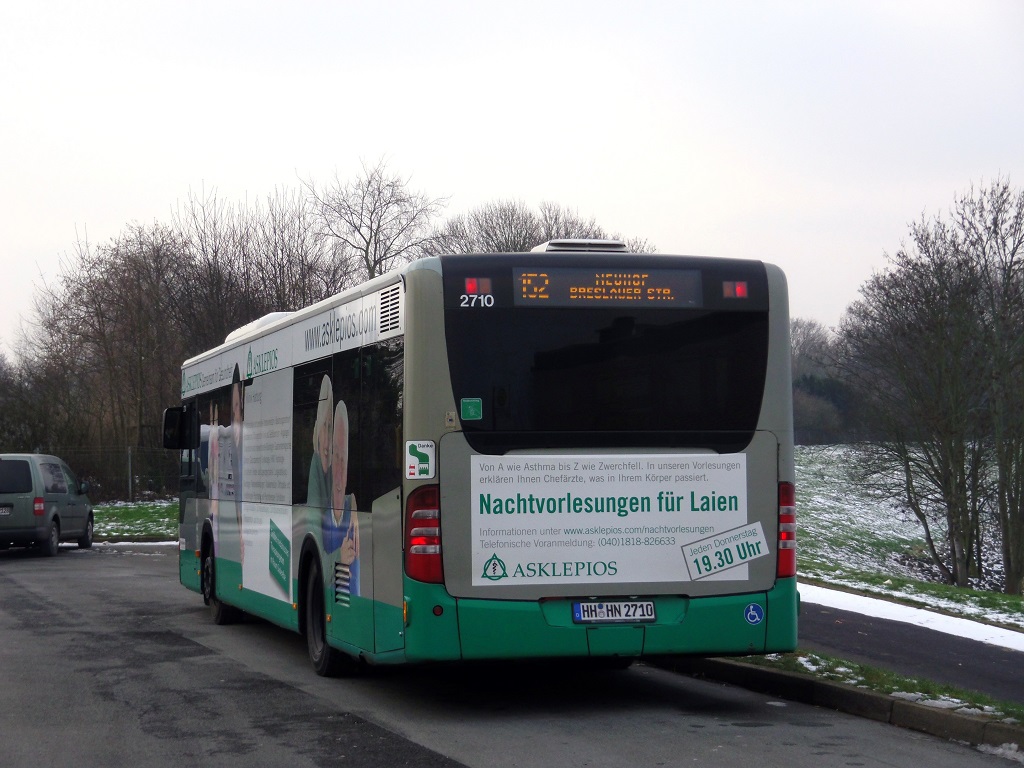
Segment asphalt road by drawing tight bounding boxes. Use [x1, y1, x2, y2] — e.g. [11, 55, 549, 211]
[0, 544, 462, 768]
[0, 543, 1018, 768]
[798, 602, 1024, 705]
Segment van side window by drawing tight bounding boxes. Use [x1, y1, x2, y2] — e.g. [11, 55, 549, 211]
[61, 465, 80, 494]
[40, 463, 68, 494]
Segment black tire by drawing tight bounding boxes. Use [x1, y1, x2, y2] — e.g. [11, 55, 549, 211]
[40, 519, 60, 557]
[77, 515, 94, 549]
[304, 562, 356, 677]
[202, 548, 238, 625]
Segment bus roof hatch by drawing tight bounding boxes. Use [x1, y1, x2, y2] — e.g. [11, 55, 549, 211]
[530, 239, 627, 253]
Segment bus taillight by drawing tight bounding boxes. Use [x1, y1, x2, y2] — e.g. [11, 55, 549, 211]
[777, 482, 796, 578]
[405, 485, 443, 583]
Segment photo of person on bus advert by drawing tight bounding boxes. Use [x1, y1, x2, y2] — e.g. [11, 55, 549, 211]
[306, 374, 332, 510]
[322, 400, 360, 596]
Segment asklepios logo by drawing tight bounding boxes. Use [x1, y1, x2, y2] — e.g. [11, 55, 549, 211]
[510, 560, 618, 578]
[480, 556, 619, 582]
[481, 554, 508, 581]
[246, 346, 279, 378]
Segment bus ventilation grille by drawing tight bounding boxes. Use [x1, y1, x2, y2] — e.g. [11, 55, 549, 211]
[379, 284, 402, 333]
[334, 563, 352, 607]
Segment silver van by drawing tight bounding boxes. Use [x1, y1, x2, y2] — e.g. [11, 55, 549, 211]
[0, 454, 94, 555]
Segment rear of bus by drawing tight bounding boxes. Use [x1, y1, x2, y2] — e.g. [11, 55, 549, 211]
[399, 242, 797, 663]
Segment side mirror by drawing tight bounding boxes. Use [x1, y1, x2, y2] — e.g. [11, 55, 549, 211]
[79, 481, 90, 496]
[163, 406, 199, 450]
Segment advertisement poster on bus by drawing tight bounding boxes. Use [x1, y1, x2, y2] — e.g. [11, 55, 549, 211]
[239, 369, 295, 602]
[471, 453, 769, 586]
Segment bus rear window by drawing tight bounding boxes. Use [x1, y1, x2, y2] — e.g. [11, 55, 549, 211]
[443, 306, 768, 452]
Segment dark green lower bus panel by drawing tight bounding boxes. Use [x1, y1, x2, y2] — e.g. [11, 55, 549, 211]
[414, 577, 798, 662]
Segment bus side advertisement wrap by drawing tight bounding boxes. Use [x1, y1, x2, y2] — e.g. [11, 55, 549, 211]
[239, 369, 295, 603]
[471, 453, 768, 586]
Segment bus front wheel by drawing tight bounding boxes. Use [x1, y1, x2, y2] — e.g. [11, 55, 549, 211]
[202, 548, 237, 626]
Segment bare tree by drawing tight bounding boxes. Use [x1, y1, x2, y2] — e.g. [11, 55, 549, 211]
[171, 188, 252, 352]
[538, 201, 657, 253]
[35, 224, 184, 449]
[953, 179, 1024, 594]
[837, 216, 989, 587]
[436, 199, 657, 254]
[791, 318, 833, 381]
[537, 201, 606, 241]
[304, 159, 447, 283]
[840, 179, 1024, 594]
[250, 186, 348, 309]
[0, 350, 37, 450]
[790, 318, 848, 444]
[438, 199, 540, 253]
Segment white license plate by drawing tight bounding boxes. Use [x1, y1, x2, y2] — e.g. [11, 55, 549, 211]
[0, 505, 11, 516]
[572, 600, 656, 624]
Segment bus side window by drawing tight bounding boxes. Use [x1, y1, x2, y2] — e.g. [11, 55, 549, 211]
[354, 340, 403, 501]
[292, 359, 335, 507]
[333, 348, 362, 504]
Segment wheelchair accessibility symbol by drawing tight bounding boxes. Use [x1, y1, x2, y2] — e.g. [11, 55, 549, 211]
[744, 603, 765, 626]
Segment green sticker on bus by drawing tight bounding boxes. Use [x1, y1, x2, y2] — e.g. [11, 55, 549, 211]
[406, 441, 436, 479]
[461, 398, 483, 420]
[268, 519, 290, 594]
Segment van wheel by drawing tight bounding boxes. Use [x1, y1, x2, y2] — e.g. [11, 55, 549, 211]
[41, 520, 60, 556]
[202, 549, 238, 625]
[304, 562, 356, 677]
[78, 515, 94, 549]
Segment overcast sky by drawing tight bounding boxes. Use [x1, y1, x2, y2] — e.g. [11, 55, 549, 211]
[2, 0, 1022, 352]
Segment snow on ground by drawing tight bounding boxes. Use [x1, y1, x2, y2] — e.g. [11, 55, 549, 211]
[800, 582, 1024, 653]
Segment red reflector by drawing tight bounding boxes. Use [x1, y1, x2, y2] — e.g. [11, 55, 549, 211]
[723, 281, 749, 299]
[464, 277, 492, 295]
[777, 548, 797, 579]
[777, 482, 796, 578]
[33, 497, 45, 516]
[778, 482, 795, 508]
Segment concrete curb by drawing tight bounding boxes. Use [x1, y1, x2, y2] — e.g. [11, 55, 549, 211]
[656, 657, 1024, 749]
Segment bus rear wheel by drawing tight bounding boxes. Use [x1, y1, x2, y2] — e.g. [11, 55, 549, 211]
[304, 562, 356, 677]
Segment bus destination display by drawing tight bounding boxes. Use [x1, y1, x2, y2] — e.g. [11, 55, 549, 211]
[514, 267, 702, 307]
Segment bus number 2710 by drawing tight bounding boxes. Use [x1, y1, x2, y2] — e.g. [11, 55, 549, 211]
[460, 294, 495, 307]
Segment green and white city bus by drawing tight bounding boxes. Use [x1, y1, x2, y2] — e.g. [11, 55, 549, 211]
[163, 239, 798, 675]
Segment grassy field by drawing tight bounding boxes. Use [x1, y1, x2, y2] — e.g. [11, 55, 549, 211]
[94, 499, 178, 541]
[795, 445, 1024, 630]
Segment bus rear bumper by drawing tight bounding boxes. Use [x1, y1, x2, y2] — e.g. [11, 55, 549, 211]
[403, 578, 799, 662]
